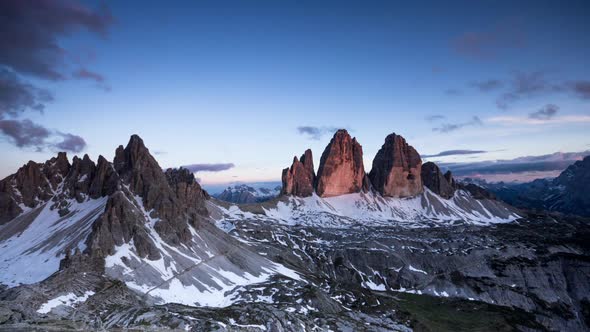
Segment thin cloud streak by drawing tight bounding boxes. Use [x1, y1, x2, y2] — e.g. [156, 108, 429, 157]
[422, 150, 487, 158]
[425, 115, 446, 122]
[471, 79, 503, 92]
[181, 163, 236, 173]
[488, 115, 590, 125]
[297, 126, 342, 140]
[432, 116, 482, 133]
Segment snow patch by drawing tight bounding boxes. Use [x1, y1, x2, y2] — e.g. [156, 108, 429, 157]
[409, 265, 428, 275]
[37, 291, 95, 314]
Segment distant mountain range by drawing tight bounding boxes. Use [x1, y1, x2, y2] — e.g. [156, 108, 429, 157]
[215, 184, 281, 204]
[463, 155, 590, 217]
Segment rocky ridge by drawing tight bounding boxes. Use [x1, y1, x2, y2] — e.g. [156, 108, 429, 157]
[279, 129, 494, 202]
[0, 135, 299, 298]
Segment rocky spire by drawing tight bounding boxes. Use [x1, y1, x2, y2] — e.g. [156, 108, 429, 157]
[421, 162, 455, 199]
[64, 154, 97, 202]
[369, 133, 423, 198]
[444, 170, 458, 189]
[281, 149, 316, 197]
[316, 130, 365, 197]
[113, 134, 174, 214]
[43, 152, 71, 190]
[88, 155, 120, 199]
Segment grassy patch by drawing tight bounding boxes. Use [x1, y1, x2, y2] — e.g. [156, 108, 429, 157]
[391, 293, 545, 332]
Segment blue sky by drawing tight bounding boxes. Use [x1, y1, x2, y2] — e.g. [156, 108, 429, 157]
[1, 0, 589, 186]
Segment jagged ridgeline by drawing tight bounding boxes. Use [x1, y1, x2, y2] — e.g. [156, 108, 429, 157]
[0, 132, 589, 331]
[0, 135, 300, 304]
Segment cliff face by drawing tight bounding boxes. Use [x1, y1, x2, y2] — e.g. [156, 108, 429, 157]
[315, 130, 365, 197]
[421, 162, 455, 199]
[281, 149, 315, 197]
[369, 133, 423, 198]
[0, 152, 72, 224]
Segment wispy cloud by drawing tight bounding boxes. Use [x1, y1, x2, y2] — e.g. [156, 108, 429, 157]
[425, 115, 446, 122]
[181, 163, 235, 173]
[54, 133, 86, 153]
[495, 71, 559, 109]
[471, 79, 503, 92]
[73, 68, 105, 83]
[297, 126, 342, 140]
[453, 20, 525, 59]
[568, 81, 590, 99]
[488, 114, 590, 125]
[422, 150, 487, 158]
[432, 116, 482, 133]
[444, 89, 462, 96]
[528, 104, 558, 120]
[470, 71, 589, 110]
[73, 68, 110, 91]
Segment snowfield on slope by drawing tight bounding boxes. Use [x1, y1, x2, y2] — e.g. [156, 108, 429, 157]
[0, 197, 108, 287]
[213, 188, 520, 228]
[103, 195, 303, 308]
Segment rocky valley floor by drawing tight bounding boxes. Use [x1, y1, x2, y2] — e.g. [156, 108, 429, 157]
[1, 210, 589, 331]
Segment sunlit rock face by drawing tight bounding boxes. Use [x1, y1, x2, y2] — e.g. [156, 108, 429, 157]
[369, 133, 423, 198]
[316, 130, 365, 197]
[281, 149, 316, 197]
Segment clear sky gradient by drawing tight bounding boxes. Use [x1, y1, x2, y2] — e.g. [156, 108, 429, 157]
[1, 0, 589, 187]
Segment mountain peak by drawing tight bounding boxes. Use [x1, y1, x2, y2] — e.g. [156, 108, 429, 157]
[316, 130, 365, 197]
[114, 135, 156, 174]
[369, 132, 423, 198]
[127, 134, 145, 149]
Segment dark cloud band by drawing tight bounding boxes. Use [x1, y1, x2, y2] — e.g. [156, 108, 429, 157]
[0, 119, 85, 153]
[440, 151, 590, 178]
[181, 163, 236, 173]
